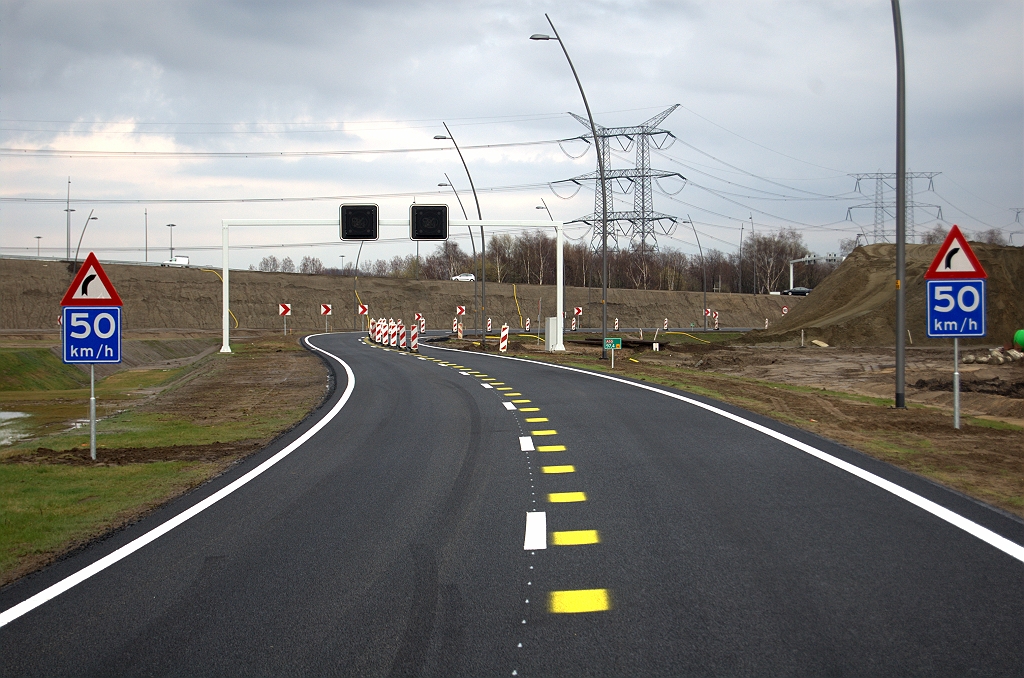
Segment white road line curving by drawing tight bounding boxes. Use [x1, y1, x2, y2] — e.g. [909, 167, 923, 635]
[524, 512, 547, 550]
[519, 436, 535, 452]
[424, 344, 1024, 564]
[0, 334, 357, 629]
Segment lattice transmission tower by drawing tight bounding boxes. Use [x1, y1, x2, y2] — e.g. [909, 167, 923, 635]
[555, 105, 685, 254]
[847, 172, 942, 243]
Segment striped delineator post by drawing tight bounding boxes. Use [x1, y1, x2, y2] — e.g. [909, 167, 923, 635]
[500, 324, 509, 353]
[410, 322, 419, 352]
[419, 317, 425, 333]
[614, 318, 619, 331]
[377, 318, 384, 343]
[570, 317, 577, 331]
[368, 318, 375, 340]
[452, 317, 458, 334]
[525, 317, 530, 332]
[399, 321, 407, 349]
[487, 317, 492, 332]
[389, 318, 397, 347]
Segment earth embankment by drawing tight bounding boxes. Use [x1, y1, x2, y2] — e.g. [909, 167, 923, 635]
[1, 258, 792, 332]
[750, 243, 1023, 347]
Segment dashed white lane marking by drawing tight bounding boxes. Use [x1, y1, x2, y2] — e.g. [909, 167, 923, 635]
[481, 383, 493, 389]
[519, 436, 535, 451]
[503, 402, 517, 411]
[524, 512, 547, 550]
[423, 344, 1024, 564]
[0, 334, 358, 629]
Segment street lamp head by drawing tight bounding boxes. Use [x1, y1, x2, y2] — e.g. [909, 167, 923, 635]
[433, 135, 450, 140]
[438, 182, 451, 187]
[530, 34, 552, 40]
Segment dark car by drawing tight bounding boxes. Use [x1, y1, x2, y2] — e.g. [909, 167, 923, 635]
[782, 287, 812, 296]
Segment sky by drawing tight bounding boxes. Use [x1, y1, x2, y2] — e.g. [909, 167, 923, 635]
[1, 0, 1022, 270]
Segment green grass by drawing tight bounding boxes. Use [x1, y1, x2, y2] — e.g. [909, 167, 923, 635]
[0, 348, 89, 391]
[0, 462, 215, 578]
[965, 417, 1023, 432]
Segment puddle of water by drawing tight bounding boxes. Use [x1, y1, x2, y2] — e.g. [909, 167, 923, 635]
[0, 411, 31, 446]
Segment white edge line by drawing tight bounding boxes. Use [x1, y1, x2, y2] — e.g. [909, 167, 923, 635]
[0, 334, 357, 629]
[524, 511, 547, 550]
[520, 436, 535, 452]
[503, 402, 517, 411]
[423, 344, 1024, 564]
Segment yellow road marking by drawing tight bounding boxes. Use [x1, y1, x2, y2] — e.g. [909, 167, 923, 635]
[542, 465, 575, 473]
[490, 382, 504, 385]
[531, 430, 557, 436]
[537, 445, 566, 452]
[511, 399, 531, 403]
[475, 373, 487, 377]
[524, 417, 548, 422]
[552, 530, 599, 546]
[549, 589, 610, 613]
[496, 387, 513, 391]
[505, 392, 522, 396]
[519, 407, 540, 412]
[548, 492, 586, 503]
[481, 378, 496, 382]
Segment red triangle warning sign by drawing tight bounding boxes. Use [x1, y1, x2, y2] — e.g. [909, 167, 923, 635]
[923, 225, 987, 280]
[61, 252, 124, 306]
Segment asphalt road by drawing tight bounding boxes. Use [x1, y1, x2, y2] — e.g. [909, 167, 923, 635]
[1, 332, 1022, 676]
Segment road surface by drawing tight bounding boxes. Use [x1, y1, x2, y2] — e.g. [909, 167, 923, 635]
[1, 332, 1022, 676]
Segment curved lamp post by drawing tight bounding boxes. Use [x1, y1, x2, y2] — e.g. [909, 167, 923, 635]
[687, 216, 707, 332]
[73, 210, 98, 270]
[532, 15, 610, 358]
[440, 176, 481, 336]
[435, 123, 487, 349]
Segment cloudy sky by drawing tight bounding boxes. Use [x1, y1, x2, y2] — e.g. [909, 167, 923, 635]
[1, 0, 1021, 270]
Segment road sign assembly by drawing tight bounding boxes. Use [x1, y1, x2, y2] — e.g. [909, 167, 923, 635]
[704, 308, 711, 317]
[321, 304, 332, 315]
[340, 204, 379, 241]
[456, 305, 466, 316]
[358, 304, 368, 315]
[604, 337, 622, 368]
[500, 324, 509, 353]
[574, 307, 582, 316]
[61, 252, 123, 461]
[924, 225, 987, 429]
[782, 305, 789, 315]
[279, 303, 291, 316]
[410, 204, 448, 240]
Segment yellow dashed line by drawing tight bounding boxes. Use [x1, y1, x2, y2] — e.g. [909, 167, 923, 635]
[537, 445, 566, 452]
[511, 400, 531, 404]
[481, 378, 497, 382]
[490, 382, 504, 385]
[542, 465, 575, 473]
[552, 530, 600, 546]
[549, 589, 610, 613]
[496, 387, 513, 391]
[531, 430, 557, 436]
[475, 373, 486, 377]
[524, 417, 548, 422]
[548, 492, 586, 503]
[505, 392, 522, 396]
[519, 407, 540, 412]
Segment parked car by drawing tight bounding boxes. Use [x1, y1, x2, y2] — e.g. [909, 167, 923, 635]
[161, 256, 190, 267]
[451, 273, 476, 282]
[782, 287, 812, 296]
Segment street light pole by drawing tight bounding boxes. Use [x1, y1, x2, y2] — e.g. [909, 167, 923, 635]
[440, 175, 480, 336]
[533, 15, 609, 358]
[688, 216, 707, 331]
[64, 177, 74, 260]
[892, 0, 908, 409]
[35, 236, 42, 257]
[435, 123, 486, 349]
[73, 210, 98, 271]
[167, 223, 176, 261]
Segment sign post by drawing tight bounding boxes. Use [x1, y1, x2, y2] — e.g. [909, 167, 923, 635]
[321, 303, 332, 332]
[924, 225, 987, 429]
[61, 252, 123, 461]
[279, 303, 292, 334]
[604, 337, 622, 368]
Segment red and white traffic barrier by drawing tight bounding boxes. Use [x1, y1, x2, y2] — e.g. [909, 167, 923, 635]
[410, 322, 419, 352]
[378, 318, 385, 343]
[452, 317, 458, 334]
[570, 317, 577, 331]
[614, 318, 619, 331]
[663, 318, 669, 330]
[500, 324, 509, 353]
[525, 317, 531, 332]
[399, 321, 407, 349]
[389, 318, 397, 347]
[368, 318, 375, 340]
[420, 316, 425, 333]
[713, 311, 720, 331]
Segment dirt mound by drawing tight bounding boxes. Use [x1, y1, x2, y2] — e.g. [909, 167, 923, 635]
[1, 258, 793, 332]
[5, 441, 263, 465]
[751, 243, 1024, 347]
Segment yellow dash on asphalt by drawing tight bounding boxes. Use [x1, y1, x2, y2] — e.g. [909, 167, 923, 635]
[548, 492, 586, 503]
[524, 417, 548, 422]
[531, 430, 557, 436]
[511, 400, 531, 403]
[505, 392, 522, 396]
[537, 445, 566, 452]
[542, 465, 575, 473]
[549, 589, 610, 613]
[519, 407, 540, 412]
[482, 378, 497, 382]
[496, 387, 512, 391]
[476, 374, 487, 377]
[552, 530, 600, 546]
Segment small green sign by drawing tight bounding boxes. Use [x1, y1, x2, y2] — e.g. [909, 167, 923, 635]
[604, 337, 622, 350]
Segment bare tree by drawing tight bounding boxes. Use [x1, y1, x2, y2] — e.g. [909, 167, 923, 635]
[281, 257, 295, 273]
[974, 228, 1006, 245]
[258, 255, 280, 272]
[299, 256, 325, 274]
[921, 225, 949, 245]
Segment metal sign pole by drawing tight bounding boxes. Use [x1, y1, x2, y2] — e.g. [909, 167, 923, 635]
[953, 338, 960, 429]
[90, 365, 97, 461]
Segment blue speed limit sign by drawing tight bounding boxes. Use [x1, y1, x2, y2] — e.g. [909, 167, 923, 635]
[926, 279, 985, 338]
[62, 306, 122, 363]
